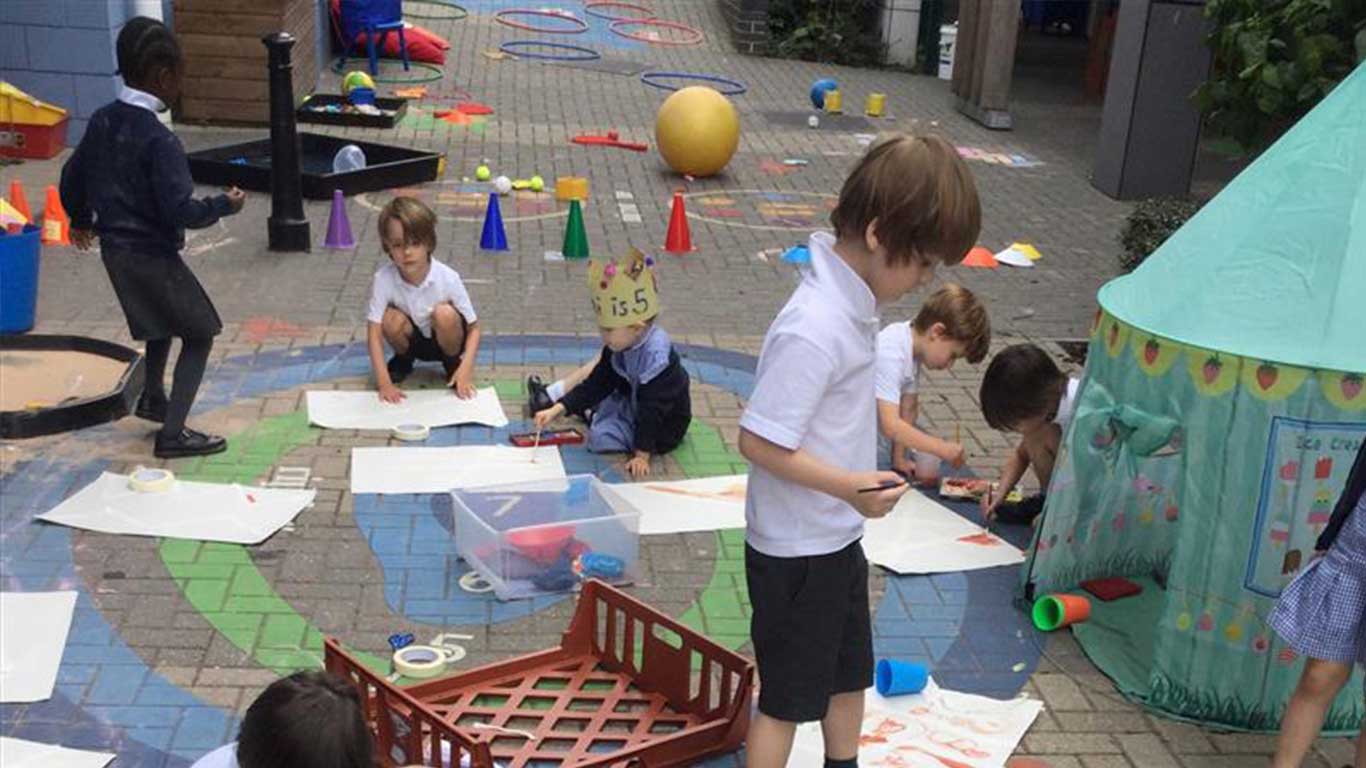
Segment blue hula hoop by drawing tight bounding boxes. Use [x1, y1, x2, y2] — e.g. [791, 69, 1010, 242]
[499, 41, 601, 61]
[639, 71, 747, 96]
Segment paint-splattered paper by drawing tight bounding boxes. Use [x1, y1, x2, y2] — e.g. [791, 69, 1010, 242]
[862, 489, 1025, 574]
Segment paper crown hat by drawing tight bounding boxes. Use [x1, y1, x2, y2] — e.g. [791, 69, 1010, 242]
[588, 247, 660, 328]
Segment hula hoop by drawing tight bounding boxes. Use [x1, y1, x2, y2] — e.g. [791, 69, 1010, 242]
[584, 1, 655, 21]
[331, 58, 445, 83]
[608, 18, 704, 45]
[499, 40, 601, 61]
[640, 71, 746, 95]
[402, 0, 468, 20]
[494, 9, 589, 33]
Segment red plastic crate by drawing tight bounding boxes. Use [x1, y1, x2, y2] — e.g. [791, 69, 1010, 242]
[325, 580, 753, 767]
[0, 119, 68, 160]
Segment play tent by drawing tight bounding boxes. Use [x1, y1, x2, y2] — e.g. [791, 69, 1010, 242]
[1027, 62, 1366, 731]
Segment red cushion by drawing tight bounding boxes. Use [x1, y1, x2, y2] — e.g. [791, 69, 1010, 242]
[330, 0, 450, 64]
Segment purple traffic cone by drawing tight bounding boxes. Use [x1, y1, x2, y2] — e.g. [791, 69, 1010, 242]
[323, 189, 355, 249]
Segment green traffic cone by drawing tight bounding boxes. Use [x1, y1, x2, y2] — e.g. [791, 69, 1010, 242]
[562, 199, 589, 260]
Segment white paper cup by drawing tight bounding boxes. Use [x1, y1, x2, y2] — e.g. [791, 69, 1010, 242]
[914, 451, 942, 487]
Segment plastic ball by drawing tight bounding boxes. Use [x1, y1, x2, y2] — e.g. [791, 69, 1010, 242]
[475, 164, 491, 182]
[807, 115, 820, 129]
[810, 78, 838, 109]
[655, 86, 740, 178]
[529, 175, 545, 192]
[492, 175, 513, 195]
[341, 70, 375, 97]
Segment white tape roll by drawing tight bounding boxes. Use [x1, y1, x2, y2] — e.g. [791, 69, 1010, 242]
[458, 571, 494, 593]
[392, 423, 431, 442]
[393, 644, 460, 679]
[128, 468, 175, 493]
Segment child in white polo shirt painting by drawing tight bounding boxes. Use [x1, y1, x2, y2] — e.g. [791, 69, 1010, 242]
[365, 196, 483, 403]
[739, 134, 982, 768]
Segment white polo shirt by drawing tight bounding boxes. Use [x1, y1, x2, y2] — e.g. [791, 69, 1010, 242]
[366, 259, 477, 337]
[1054, 377, 1081, 429]
[741, 231, 880, 558]
[874, 321, 918, 404]
[189, 743, 237, 768]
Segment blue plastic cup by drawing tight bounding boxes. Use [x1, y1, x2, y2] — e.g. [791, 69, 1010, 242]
[875, 658, 929, 696]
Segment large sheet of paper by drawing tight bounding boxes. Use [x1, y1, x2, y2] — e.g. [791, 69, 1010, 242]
[0, 737, 115, 768]
[600, 475, 747, 534]
[306, 387, 509, 430]
[0, 591, 76, 703]
[862, 489, 1025, 574]
[36, 473, 314, 544]
[350, 446, 567, 494]
[790, 681, 1043, 767]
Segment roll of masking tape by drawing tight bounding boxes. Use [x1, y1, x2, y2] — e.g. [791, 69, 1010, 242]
[393, 644, 462, 679]
[458, 571, 495, 593]
[128, 467, 175, 493]
[392, 423, 430, 442]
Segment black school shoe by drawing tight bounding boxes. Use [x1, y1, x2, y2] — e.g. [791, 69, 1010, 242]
[386, 353, 414, 384]
[526, 375, 553, 415]
[135, 395, 168, 423]
[994, 493, 1046, 525]
[154, 428, 227, 459]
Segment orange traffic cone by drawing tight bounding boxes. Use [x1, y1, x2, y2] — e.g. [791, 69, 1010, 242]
[664, 191, 692, 254]
[41, 185, 70, 246]
[9, 180, 33, 224]
[961, 246, 999, 268]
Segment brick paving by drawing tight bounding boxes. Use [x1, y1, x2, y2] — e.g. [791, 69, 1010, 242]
[0, 1, 1357, 766]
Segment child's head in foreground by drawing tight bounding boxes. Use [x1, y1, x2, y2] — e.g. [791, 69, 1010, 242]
[830, 133, 981, 302]
[116, 17, 184, 105]
[980, 344, 1067, 435]
[913, 283, 991, 370]
[378, 196, 438, 282]
[236, 670, 373, 768]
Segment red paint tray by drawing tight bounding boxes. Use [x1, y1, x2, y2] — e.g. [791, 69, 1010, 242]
[325, 579, 753, 767]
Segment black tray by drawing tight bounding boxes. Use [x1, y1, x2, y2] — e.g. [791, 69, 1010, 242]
[297, 93, 408, 129]
[0, 334, 144, 439]
[186, 133, 442, 199]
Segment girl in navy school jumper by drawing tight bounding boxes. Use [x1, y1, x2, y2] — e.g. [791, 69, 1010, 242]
[60, 17, 245, 459]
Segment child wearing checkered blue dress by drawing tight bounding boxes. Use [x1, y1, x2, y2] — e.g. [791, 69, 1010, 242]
[1269, 440, 1366, 768]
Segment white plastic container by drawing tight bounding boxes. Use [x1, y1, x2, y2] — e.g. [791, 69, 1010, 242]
[451, 475, 640, 601]
[938, 23, 958, 80]
[332, 143, 367, 174]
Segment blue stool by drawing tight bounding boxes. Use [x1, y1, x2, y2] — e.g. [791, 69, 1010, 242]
[340, 0, 410, 76]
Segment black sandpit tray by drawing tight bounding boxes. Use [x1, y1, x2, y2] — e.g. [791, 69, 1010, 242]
[186, 133, 442, 199]
[297, 94, 408, 129]
[0, 334, 145, 439]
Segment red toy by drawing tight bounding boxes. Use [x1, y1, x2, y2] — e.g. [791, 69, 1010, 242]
[509, 428, 585, 447]
[1079, 577, 1143, 602]
[571, 131, 648, 152]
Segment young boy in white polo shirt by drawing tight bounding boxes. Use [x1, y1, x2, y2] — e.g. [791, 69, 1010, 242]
[739, 134, 982, 768]
[365, 196, 483, 403]
[876, 283, 991, 479]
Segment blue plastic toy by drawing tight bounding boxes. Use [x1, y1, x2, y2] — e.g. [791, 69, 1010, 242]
[387, 632, 415, 651]
[810, 78, 838, 109]
[574, 552, 625, 580]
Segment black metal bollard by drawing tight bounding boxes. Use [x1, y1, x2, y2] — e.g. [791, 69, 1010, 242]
[263, 32, 310, 252]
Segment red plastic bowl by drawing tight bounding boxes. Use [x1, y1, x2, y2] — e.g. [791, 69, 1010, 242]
[507, 525, 576, 564]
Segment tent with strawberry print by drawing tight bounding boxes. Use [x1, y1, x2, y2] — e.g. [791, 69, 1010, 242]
[1025, 62, 1366, 731]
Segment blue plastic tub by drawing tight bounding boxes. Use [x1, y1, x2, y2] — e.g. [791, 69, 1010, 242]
[0, 224, 40, 333]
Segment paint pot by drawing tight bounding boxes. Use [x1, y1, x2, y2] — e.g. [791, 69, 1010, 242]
[128, 467, 175, 493]
[392, 423, 430, 442]
[823, 89, 843, 114]
[875, 658, 929, 696]
[1032, 593, 1092, 632]
[865, 92, 886, 117]
[393, 644, 464, 679]
[913, 451, 942, 487]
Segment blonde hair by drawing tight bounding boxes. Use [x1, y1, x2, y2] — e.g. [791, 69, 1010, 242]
[830, 133, 981, 266]
[377, 196, 438, 253]
[913, 283, 991, 363]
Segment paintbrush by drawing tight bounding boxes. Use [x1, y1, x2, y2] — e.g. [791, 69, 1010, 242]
[530, 426, 542, 463]
[856, 468, 913, 494]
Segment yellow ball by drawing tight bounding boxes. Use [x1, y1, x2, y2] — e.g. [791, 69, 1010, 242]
[475, 165, 491, 182]
[341, 70, 374, 97]
[655, 86, 739, 177]
[529, 175, 544, 192]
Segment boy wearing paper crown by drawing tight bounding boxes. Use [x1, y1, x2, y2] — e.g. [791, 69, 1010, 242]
[532, 248, 691, 478]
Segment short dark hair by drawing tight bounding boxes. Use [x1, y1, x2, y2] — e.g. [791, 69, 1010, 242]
[979, 344, 1066, 430]
[116, 17, 183, 86]
[237, 671, 374, 768]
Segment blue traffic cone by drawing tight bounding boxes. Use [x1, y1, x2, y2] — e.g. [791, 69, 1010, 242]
[480, 193, 508, 251]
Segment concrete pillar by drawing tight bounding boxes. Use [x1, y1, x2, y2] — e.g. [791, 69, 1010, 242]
[951, 0, 1019, 129]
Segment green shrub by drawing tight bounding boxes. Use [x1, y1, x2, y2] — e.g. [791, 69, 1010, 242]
[1118, 198, 1204, 272]
[767, 0, 886, 67]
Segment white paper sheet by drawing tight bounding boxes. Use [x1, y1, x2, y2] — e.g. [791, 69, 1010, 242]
[36, 473, 314, 544]
[350, 446, 567, 494]
[862, 489, 1025, 574]
[0, 737, 115, 768]
[790, 680, 1043, 767]
[0, 591, 76, 703]
[306, 387, 509, 430]
[600, 475, 748, 535]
